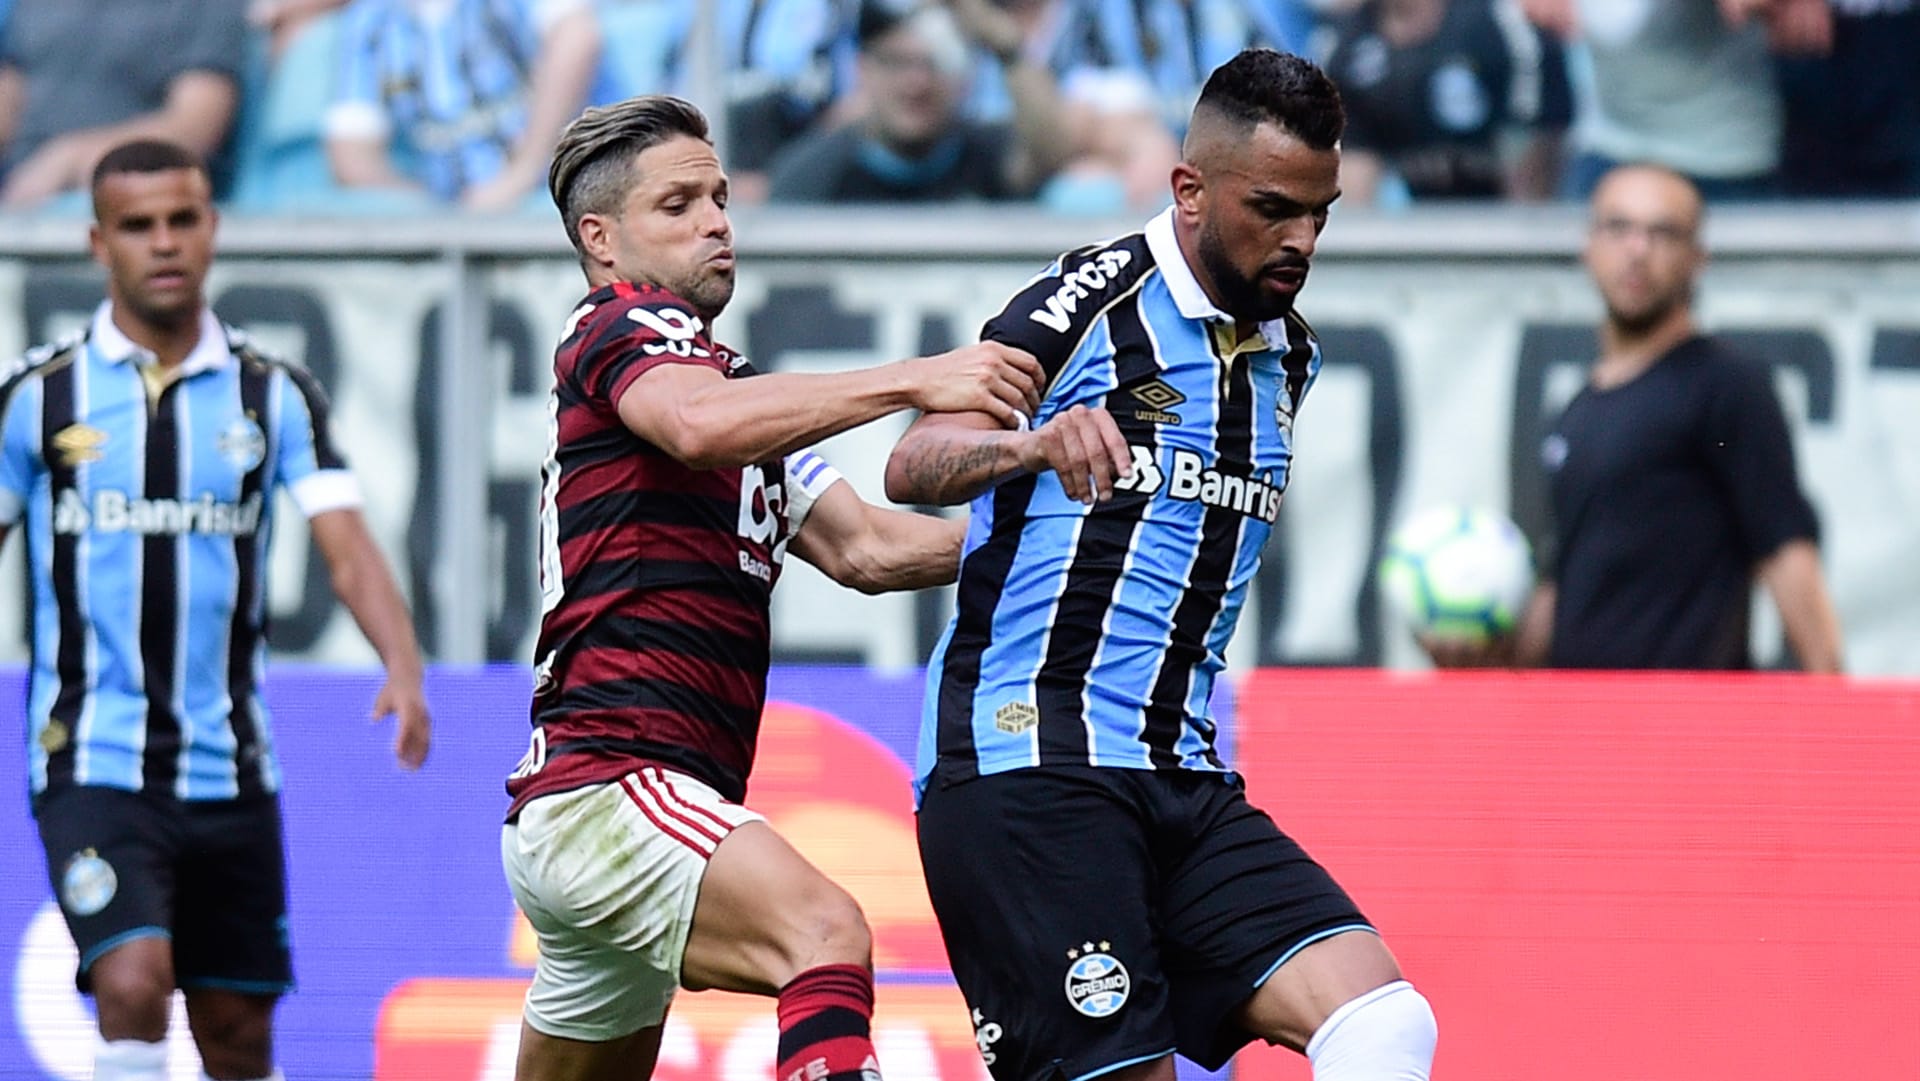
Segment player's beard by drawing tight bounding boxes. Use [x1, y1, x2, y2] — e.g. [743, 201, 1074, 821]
[1604, 278, 1690, 337]
[675, 266, 736, 322]
[116, 277, 202, 334]
[1195, 218, 1293, 323]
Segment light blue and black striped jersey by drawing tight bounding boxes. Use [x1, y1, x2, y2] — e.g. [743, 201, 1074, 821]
[0, 304, 363, 804]
[918, 208, 1321, 796]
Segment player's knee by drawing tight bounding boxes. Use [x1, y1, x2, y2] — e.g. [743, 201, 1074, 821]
[795, 885, 872, 971]
[188, 1004, 273, 1078]
[1304, 981, 1436, 1081]
[89, 963, 173, 1037]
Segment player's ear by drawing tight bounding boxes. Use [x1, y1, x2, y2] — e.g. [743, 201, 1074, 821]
[1170, 162, 1204, 219]
[576, 212, 616, 269]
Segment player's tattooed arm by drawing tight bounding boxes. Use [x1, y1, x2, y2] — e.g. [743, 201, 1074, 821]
[886, 414, 1031, 506]
[887, 405, 1132, 507]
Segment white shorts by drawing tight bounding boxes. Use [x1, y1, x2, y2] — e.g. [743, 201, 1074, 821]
[500, 767, 764, 1041]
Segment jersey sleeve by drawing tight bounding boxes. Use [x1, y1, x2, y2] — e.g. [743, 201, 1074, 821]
[980, 235, 1150, 396]
[783, 447, 846, 534]
[0, 370, 43, 526]
[1703, 360, 1820, 561]
[570, 291, 730, 410]
[273, 365, 365, 518]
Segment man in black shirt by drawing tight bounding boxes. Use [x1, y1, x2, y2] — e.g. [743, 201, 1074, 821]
[1435, 162, 1844, 671]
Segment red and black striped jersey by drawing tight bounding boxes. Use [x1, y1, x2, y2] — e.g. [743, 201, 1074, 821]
[507, 281, 793, 818]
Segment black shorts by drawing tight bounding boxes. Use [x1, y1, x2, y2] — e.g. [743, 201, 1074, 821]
[35, 786, 293, 995]
[917, 766, 1371, 1081]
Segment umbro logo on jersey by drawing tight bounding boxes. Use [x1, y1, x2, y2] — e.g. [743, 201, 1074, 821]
[50, 424, 108, 467]
[1127, 379, 1185, 424]
[1110, 446, 1282, 522]
[994, 701, 1038, 734]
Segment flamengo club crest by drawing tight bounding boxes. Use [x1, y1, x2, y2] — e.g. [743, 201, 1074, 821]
[1064, 941, 1130, 1018]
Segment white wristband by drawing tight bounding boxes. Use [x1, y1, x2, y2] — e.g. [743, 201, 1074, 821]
[783, 449, 843, 532]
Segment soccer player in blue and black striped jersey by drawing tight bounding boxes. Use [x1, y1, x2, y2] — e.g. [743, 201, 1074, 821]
[887, 50, 1439, 1081]
[0, 140, 432, 1081]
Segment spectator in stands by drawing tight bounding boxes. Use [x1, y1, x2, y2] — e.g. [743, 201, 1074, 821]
[323, 0, 603, 212]
[0, 0, 248, 209]
[1321, 0, 1571, 205]
[1430, 164, 1845, 672]
[767, 0, 1071, 204]
[711, 0, 859, 203]
[1520, 0, 1828, 200]
[1775, 0, 1920, 197]
[991, 0, 1314, 211]
[1045, 0, 1318, 137]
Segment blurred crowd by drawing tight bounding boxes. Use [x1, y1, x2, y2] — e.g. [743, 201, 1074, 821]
[0, 0, 1914, 217]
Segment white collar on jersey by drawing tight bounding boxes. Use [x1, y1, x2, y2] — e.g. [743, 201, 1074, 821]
[89, 301, 232, 377]
[1144, 207, 1292, 353]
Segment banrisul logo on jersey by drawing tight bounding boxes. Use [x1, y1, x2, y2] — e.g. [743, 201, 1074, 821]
[1064, 941, 1130, 1017]
[51, 489, 264, 536]
[1110, 446, 1283, 522]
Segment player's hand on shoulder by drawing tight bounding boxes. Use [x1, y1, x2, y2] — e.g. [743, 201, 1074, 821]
[372, 676, 432, 770]
[908, 341, 1043, 428]
[1418, 633, 1517, 670]
[1022, 405, 1134, 505]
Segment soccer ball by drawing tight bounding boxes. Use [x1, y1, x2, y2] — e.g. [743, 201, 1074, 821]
[1377, 505, 1535, 644]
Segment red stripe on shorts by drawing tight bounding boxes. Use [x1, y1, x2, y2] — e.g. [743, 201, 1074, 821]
[636, 769, 729, 850]
[649, 767, 741, 837]
[620, 774, 715, 857]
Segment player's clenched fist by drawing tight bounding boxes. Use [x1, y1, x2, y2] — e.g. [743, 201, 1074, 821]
[1018, 404, 1134, 505]
[906, 341, 1044, 428]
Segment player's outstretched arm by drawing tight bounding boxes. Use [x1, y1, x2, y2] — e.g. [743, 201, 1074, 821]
[788, 481, 967, 594]
[309, 508, 432, 768]
[885, 404, 1134, 507]
[620, 341, 1043, 471]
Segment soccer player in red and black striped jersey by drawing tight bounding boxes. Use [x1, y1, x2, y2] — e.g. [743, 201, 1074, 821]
[499, 95, 1043, 1081]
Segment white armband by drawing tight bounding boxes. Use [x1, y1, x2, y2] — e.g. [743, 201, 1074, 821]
[783, 449, 844, 533]
[289, 469, 365, 518]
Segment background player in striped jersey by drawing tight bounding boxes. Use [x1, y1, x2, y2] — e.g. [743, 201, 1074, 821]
[501, 95, 1043, 1081]
[0, 140, 432, 1081]
[886, 49, 1438, 1081]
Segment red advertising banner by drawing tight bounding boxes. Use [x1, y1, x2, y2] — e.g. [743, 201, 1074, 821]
[1231, 671, 1920, 1081]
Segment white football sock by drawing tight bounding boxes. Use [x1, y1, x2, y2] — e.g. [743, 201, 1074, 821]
[93, 1037, 167, 1081]
[1304, 980, 1437, 1081]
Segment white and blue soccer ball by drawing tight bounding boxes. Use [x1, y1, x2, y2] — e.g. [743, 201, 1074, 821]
[1378, 505, 1535, 644]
